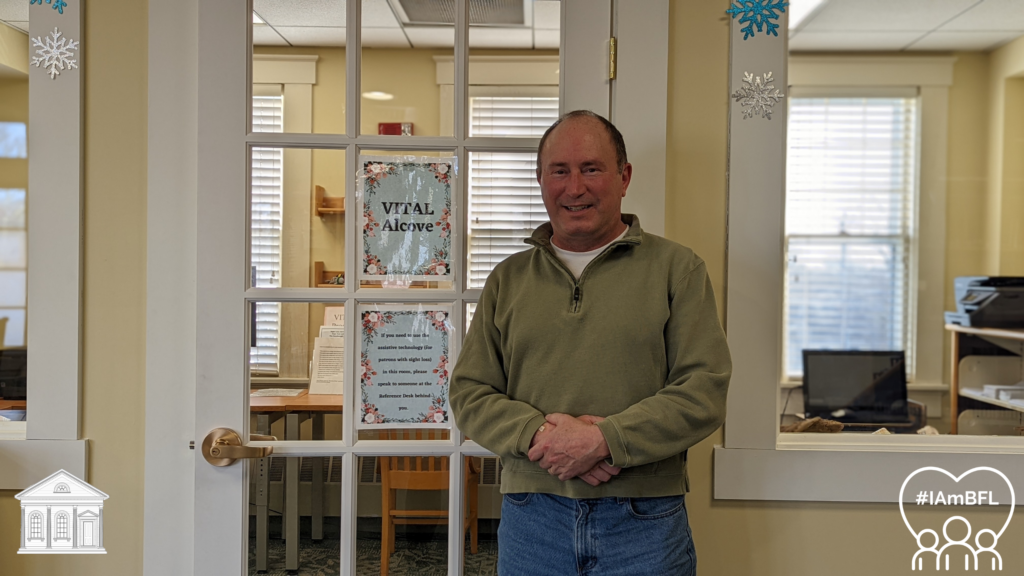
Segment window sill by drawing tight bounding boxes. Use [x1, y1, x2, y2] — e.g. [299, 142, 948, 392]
[715, 434, 1024, 503]
[0, 438, 88, 489]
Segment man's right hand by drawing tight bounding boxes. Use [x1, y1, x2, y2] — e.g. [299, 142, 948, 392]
[531, 415, 621, 486]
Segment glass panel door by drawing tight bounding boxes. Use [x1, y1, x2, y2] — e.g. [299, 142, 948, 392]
[195, 1, 611, 574]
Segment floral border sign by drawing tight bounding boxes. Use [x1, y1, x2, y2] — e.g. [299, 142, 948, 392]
[357, 303, 452, 428]
[358, 155, 454, 282]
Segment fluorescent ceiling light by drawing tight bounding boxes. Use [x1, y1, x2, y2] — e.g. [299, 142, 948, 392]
[362, 91, 395, 101]
[253, 12, 265, 24]
[789, 0, 826, 30]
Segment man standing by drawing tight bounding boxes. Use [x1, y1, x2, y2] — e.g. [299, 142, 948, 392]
[450, 110, 731, 575]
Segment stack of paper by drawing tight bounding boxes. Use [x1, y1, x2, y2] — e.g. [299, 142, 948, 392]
[982, 382, 1024, 399]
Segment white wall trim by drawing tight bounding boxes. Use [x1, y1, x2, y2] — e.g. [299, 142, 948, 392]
[252, 54, 318, 85]
[612, 0, 668, 236]
[24, 0, 83, 442]
[715, 444, 1024, 503]
[144, 0, 198, 574]
[0, 0, 88, 493]
[0, 440, 87, 490]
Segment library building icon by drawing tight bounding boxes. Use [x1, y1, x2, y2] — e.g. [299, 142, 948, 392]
[15, 469, 109, 554]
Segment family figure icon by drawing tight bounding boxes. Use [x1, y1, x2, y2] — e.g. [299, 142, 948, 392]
[912, 517, 1002, 571]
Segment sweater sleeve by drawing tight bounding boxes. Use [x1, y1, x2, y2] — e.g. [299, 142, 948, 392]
[449, 276, 547, 460]
[595, 260, 732, 468]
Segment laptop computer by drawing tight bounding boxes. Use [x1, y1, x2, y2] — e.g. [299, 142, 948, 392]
[802, 350, 911, 424]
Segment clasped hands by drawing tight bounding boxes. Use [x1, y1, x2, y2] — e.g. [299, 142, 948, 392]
[527, 413, 621, 487]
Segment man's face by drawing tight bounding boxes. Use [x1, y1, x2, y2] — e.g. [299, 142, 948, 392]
[537, 117, 632, 250]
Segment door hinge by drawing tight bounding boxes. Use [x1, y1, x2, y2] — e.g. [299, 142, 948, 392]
[609, 37, 617, 80]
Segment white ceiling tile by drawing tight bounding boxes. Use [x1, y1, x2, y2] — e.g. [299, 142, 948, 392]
[362, 27, 410, 48]
[789, 31, 924, 51]
[801, 0, 979, 31]
[275, 26, 347, 47]
[907, 30, 1022, 50]
[940, 0, 1024, 31]
[0, 0, 28, 22]
[533, 1, 560, 30]
[254, 0, 346, 28]
[468, 27, 533, 48]
[403, 26, 455, 48]
[534, 29, 559, 49]
[362, 0, 401, 28]
[253, 25, 290, 46]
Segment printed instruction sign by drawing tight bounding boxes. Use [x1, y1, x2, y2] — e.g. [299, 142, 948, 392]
[358, 155, 454, 282]
[357, 303, 452, 427]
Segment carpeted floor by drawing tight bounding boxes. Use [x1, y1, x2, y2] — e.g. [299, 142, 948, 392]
[248, 534, 498, 576]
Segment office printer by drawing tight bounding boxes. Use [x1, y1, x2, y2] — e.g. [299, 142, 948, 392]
[945, 277, 1024, 328]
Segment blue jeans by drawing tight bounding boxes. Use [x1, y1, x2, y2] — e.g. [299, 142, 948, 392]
[497, 492, 696, 576]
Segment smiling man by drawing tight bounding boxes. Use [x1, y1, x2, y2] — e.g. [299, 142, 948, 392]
[450, 110, 732, 575]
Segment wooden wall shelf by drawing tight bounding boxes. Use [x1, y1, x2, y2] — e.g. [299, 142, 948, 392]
[313, 261, 344, 287]
[314, 185, 345, 217]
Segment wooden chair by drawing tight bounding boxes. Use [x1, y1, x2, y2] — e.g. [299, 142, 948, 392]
[378, 429, 480, 576]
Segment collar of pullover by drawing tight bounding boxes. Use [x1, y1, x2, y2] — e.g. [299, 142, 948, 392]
[525, 213, 644, 250]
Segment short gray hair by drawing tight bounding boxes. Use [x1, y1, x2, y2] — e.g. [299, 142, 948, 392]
[536, 110, 628, 174]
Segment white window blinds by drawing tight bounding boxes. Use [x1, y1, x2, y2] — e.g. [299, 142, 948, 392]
[784, 96, 918, 377]
[469, 96, 560, 138]
[251, 95, 283, 374]
[467, 96, 558, 288]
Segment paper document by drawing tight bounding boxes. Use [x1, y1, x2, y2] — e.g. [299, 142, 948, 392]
[250, 388, 305, 397]
[309, 337, 345, 395]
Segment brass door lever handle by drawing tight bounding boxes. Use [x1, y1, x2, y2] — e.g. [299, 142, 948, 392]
[202, 427, 276, 467]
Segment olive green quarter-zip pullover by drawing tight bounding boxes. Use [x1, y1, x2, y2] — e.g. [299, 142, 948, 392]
[450, 215, 732, 498]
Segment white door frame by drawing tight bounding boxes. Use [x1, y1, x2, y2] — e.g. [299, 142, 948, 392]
[145, 1, 669, 574]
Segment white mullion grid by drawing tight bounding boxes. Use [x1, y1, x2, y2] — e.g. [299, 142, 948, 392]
[450, 1, 469, 573]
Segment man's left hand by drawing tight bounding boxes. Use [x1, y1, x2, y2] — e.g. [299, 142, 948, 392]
[527, 413, 611, 481]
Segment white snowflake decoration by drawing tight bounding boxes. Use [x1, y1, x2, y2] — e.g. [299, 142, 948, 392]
[732, 71, 785, 120]
[31, 27, 80, 80]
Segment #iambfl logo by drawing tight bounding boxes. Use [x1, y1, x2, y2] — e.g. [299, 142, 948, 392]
[900, 467, 1014, 571]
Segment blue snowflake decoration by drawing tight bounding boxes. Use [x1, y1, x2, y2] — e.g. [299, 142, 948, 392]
[726, 0, 789, 40]
[29, 0, 67, 15]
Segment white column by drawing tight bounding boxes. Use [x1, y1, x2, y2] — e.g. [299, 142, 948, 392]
[46, 506, 51, 549]
[73, 505, 78, 548]
[98, 507, 103, 548]
[21, 506, 25, 549]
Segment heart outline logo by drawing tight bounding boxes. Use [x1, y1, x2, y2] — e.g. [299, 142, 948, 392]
[899, 466, 1015, 542]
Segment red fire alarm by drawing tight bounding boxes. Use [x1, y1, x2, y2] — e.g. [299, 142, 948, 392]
[378, 122, 413, 136]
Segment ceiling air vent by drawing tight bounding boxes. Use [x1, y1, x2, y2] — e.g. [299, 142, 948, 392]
[393, 0, 525, 26]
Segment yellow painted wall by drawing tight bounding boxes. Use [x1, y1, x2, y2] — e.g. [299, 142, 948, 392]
[985, 35, 1024, 273]
[0, 24, 28, 76]
[0, 2, 148, 575]
[0, 77, 27, 191]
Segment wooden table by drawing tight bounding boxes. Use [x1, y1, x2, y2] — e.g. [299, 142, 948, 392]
[0, 399, 26, 411]
[250, 390, 344, 572]
[947, 324, 1024, 434]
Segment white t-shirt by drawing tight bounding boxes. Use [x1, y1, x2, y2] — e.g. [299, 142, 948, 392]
[550, 227, 628, 280]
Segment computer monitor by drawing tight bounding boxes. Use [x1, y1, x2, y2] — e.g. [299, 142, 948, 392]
[0, 348, 27, 400]
[802, 350, 908, 423]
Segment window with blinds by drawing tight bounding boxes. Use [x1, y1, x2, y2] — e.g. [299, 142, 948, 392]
[251, 95, 284, 374]
[467, 96, 558, 288]
[784, 96, 918, 378]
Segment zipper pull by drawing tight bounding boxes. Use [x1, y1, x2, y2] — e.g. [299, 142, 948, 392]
[573, 286, 581, 311]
